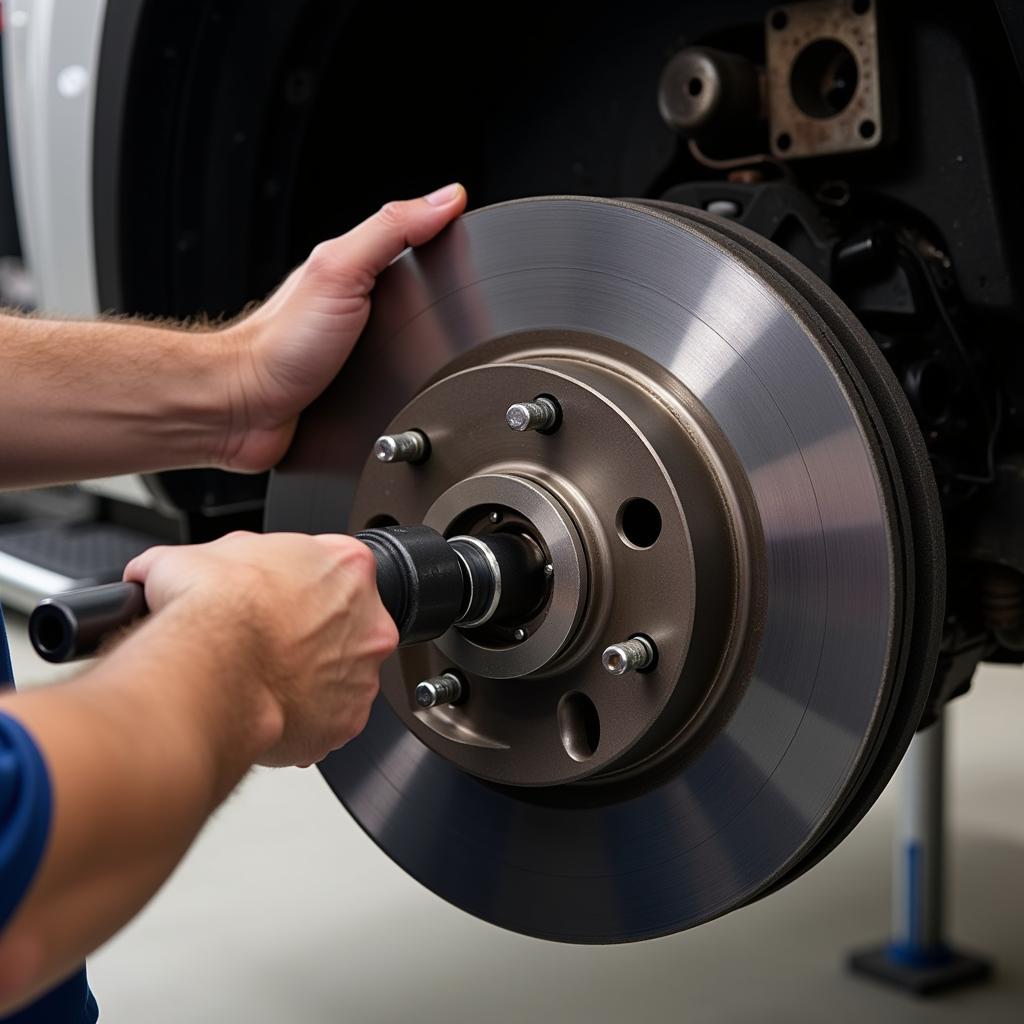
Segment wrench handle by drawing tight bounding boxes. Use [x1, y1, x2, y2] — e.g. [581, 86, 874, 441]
[29, 581, 148, 663]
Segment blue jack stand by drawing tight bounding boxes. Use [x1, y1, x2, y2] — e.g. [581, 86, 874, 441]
[849, 714, 992, 995]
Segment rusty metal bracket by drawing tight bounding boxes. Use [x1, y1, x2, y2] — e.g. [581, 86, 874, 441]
[766, 0, 882, 159]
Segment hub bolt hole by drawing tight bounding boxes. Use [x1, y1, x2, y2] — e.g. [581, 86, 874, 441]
[617, 498, 662, 549]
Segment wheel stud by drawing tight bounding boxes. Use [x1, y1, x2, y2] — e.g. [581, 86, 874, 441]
[602, 636, 656, 675]
[374, 429, 428, 464]
[506, 397, 559, 433]
[415, 672, 463, 708]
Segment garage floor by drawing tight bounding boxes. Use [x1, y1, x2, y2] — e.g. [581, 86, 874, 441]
[5, 608, 1023, 1023]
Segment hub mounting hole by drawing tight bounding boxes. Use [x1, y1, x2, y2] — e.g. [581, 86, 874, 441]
[618, 498, 662, 549]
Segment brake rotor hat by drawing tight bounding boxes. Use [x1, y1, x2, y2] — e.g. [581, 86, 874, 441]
[265, 196, 941, 943]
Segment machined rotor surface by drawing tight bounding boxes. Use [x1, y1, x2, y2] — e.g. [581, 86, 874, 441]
[265, 196, 941, 942]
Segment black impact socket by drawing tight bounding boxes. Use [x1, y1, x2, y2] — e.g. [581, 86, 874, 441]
[30, 525, 544, 662]
[355, 525, 466, 646]
[30, 581, 148, 663]
[29, 527, 468, 663]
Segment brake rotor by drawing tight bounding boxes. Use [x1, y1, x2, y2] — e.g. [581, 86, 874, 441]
[265, 196, 943, 942]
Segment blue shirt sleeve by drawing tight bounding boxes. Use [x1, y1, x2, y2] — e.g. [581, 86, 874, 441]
[0, 609, 98, 1023]
[0, 971, 98, 1024]
[0, 605, 13, 689]
[0, 712, 50, 933]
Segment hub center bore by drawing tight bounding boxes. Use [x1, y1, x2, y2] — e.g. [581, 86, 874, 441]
[349, 349, 756, 787]
[425, 473, 588, 679]
[448, 528, 548, 631]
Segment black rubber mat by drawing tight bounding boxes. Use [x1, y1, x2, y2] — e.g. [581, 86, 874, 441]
[0, 520, 159, 582]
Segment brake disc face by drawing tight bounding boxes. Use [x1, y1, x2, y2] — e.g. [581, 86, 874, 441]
[265, 197, 942, 942]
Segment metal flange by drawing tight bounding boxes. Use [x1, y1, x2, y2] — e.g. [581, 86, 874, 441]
[346, 355, 750, 787]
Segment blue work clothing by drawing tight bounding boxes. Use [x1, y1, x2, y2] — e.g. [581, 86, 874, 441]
[0, 606, 98, 1022]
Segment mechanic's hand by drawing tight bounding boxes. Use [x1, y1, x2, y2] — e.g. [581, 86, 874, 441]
[218, 183, 467, 473]
[124, 531, 398, 767]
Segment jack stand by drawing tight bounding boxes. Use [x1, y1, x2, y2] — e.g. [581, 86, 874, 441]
[849, 713, 992, 994]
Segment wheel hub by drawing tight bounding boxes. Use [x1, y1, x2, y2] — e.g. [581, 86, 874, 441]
[349, 352, 751, 786]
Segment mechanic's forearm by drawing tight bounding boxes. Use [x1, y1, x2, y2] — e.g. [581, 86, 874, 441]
[0, 312, 233, 488]
[0, 606, 281, 1011]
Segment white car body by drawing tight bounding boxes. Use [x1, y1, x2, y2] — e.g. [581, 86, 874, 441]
[4, 0, 106, 315]
[4, 0, 153, 506]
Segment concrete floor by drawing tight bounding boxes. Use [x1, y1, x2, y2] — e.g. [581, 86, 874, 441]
[5, 608, 1023, 1023]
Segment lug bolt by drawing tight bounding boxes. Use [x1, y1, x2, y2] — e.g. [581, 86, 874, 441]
[489, 511, 502, 524]
[543, 563, 554, 578]
[506, 396, 560, 433]
[602, 636, 656, 676]
[513, 627, 528, 642]
[415, 671, 463, 708]
[374, 429, 428, 464]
